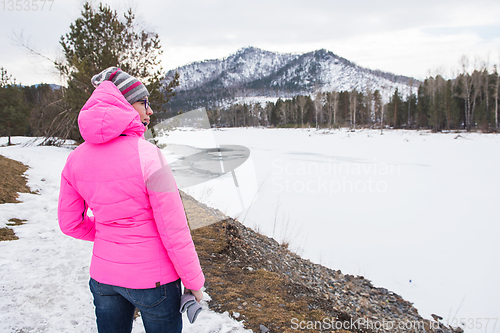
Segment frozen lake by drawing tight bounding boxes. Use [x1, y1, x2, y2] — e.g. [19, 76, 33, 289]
[164, 127, 500, 333]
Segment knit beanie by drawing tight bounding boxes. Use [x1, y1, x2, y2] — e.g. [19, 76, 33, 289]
[91, 67, 149, 105]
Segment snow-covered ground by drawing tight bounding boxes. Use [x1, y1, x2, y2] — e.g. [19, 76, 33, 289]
[162, 127, 500, 333]
[0, 137, 250, 333]
[1, 128, 499, 333]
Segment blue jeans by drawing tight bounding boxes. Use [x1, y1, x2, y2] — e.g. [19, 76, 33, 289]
[89, 278, 182, 333]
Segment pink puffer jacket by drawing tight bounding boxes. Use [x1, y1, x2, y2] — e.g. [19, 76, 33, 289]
[58, 81, 204, 290]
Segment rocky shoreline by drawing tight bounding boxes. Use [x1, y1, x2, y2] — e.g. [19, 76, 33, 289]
[182, 191, 462, 333]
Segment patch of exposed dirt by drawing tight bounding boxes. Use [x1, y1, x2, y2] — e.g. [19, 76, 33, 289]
[0, 227, 19, 241]
[0, 154, 31, 204]
[6, 218, 27, 226]
[0, 155, 32, 242]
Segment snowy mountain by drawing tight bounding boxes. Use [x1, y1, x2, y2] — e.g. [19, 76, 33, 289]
[164, 46, 418, 111]
[172, 46, 296, 91]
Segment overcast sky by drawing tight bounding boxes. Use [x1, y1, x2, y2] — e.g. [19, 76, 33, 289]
[1, 0, 499, 85]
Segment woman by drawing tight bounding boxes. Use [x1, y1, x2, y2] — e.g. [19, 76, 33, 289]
[58, 67, 204, 333]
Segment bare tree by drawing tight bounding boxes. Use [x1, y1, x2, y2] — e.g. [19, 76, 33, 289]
[314, 91, 324, 130]
[459, 56, 474, 131]
[350, 91, 357, 130]
[332, 91, 339, 128]
[483, 57, 490, 129]
[325, 91, 339, 129]
[297, 95, 306, 127]
[495, 64, 499, 131]
[365, 87, 373, 128]
[380, 103, 386, 135]
[407, 78, 414, 128]
[469, 68, 484, 131]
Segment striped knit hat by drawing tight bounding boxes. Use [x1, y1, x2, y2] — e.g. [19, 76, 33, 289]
[91, 67, 149, 105]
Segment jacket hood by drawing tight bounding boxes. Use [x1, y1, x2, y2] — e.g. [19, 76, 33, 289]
[78, 81, 145, 144]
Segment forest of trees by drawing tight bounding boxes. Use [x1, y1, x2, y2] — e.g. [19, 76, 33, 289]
[2, 61, 499, 146]
[205, 64, 500, 132]
[0, 68, 64, 145]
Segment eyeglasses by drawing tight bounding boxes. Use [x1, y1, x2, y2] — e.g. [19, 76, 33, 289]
[139, 99, 150, 111]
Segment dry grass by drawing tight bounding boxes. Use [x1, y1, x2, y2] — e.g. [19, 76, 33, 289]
[0, 155, 32, 242]
[1, 218, 27, 242]
[0, 227, 19, 241]
[6, 218, 27, 226]
[0, 154, 32, 204]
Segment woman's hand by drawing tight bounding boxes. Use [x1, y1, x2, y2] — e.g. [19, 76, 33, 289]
[186, 289, 203, 302]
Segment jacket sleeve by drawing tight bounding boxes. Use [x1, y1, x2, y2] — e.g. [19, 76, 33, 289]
[58, 173, 96, 242]
[142, 145, 205, 291]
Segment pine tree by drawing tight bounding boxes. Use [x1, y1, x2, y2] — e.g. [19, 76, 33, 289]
[57, 2, 178, 142]
[386, 88, 403, 128]
[304, 96, 315, 127]
[373, 90, 383, 130]
[271, 98, 284, 126]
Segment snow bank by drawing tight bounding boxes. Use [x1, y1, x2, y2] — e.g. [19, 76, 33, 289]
[0, 137, 250, 333]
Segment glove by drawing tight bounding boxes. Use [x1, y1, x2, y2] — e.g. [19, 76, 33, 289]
[180, 293, 202, 324]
